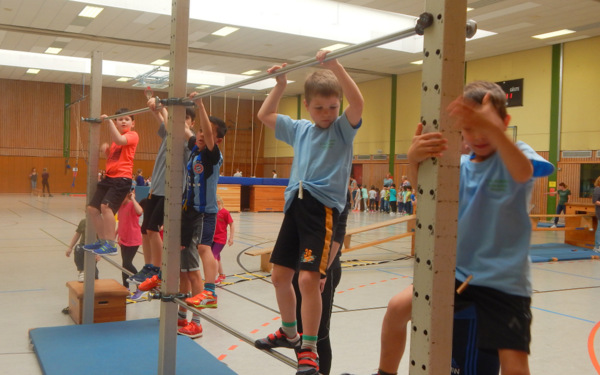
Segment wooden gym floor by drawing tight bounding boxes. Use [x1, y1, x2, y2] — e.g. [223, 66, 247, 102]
[1, 194, 599, 374]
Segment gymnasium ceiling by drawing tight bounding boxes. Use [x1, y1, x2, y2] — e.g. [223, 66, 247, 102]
[0, 0, 599, 100]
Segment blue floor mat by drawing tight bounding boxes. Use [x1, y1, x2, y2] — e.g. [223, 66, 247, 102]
[530, 242, 597, 263]
[30, 318, 237, 375]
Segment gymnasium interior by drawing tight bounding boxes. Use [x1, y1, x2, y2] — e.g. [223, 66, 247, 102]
[1, 1, 599, 374]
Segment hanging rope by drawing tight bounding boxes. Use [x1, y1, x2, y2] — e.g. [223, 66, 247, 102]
[230, 94, 240, 177]
[222, 92, 227, 175]
[254, 122, 264, 178]
[251, 96, 255, 176]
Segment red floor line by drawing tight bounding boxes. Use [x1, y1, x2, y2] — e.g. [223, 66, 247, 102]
[587, 320, 600, 373]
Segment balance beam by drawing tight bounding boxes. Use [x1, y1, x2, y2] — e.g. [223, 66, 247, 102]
[245, 215, 417, 272]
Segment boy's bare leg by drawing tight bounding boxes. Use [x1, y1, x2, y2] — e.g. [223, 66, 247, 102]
[87, 206, 104, 240]
[147, 230, 163, 267]
[379, 285, 413, 374]
[297, 270, 322, 337]
[271, 264, 297, 323]
[197, 244, 217, 286]
[141, 234, 152, 264]
[498, 349, 530, 375]
[100, 203, 116, 241]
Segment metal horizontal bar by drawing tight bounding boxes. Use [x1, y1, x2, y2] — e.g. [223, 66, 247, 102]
[81, 24, 422, 123]
[189, 25, 420, 101]
[172, 298, 296, 368]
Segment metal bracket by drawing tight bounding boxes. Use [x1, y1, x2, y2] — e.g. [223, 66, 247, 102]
[148, 291, 191, 302]
[415, 13, 435, 35]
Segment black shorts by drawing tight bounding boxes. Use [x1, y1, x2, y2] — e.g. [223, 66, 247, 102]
[180, 209, 216, 249]
[88, 177, 132, 214]
[270, 191, 339, 275]
[454, 279, 532, 353]
[333, 191, 351, 244]
[140, 195, 164, 234]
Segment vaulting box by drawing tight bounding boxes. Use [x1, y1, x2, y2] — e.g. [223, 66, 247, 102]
[66, 279, 129, 325]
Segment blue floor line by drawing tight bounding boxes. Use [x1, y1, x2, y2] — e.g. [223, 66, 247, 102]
[531, 306, 596, 324]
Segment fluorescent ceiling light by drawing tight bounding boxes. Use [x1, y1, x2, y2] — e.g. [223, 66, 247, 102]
[241, 70, 261, 75]
[195, 85, 210, 89]
[0, 49, 279, 91]
[45, 47, 62, 54]
[70, 0, 495, 53]
[322, 43, 348, 52]
[467, 7, 474, 12]
[26, 68, 40, 74]
[116, 77, 130, 82]
[151, 59, 169, 66]
[78, 5, 104, 18]
[212, 26, 239, 37]
[532, 29, 575, 39]
[410, 60, 423, 65]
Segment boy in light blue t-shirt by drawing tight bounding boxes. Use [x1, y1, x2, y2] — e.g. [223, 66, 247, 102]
[254, 50, 363, 375]
[361, 81, 553, 375]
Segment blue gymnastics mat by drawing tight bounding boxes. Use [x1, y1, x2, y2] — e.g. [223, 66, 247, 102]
[530, 242, 597, 263]
[29, 318, 237, 375]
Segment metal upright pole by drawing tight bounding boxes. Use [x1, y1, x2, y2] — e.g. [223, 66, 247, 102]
[409, 0, 466, 374]
[157, 0, 188, 373]
[82, 51, 102, 325]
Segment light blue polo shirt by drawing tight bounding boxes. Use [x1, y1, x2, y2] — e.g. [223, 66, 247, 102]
[456, 141, 554, 297]
[276, 113, 360, 213]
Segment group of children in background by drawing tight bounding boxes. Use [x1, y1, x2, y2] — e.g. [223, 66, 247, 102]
[66, 93, 235, 340]
[350, 183, 415, 215]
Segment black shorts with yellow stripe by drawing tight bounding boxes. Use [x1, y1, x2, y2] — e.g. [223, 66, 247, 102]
[270, 190, 339, 276]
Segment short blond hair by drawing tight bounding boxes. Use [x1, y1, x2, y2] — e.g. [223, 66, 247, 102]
[595, 176, 600, 187]
[304, 70, 342, 104]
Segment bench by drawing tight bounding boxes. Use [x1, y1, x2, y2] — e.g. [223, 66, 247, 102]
[529, 214, 594, 231]
[245, 215, 416, 272]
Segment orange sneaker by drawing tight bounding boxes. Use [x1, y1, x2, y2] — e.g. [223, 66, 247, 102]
[138, 275, 161, 291]
[185, 290, 217, 309]
[177, 321, 203, 338]
[177, 318, 188, 327]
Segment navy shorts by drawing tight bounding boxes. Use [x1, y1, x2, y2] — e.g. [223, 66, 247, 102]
[88, 177, 132, 214]
[180, 210, 216, 272]
[140, 195, 164, 234]
[270, 190, 339, 276]
[454, 279, 532, 353]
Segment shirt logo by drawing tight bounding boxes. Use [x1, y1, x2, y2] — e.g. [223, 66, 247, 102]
[194, 161, 204, 175]
[301, 248, 315, 264]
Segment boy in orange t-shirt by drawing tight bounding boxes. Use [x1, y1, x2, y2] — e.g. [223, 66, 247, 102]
[84, 108, 139, 256]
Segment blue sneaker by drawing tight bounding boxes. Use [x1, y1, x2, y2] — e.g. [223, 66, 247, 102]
[127, 265, 154, 285]
[93, 241, 118, 256]
[83, 240, 104, 251]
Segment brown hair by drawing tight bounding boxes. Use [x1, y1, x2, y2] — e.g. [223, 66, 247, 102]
[304, 70, 342, 104]
[463, 81, 508, 120]
[595, 176, 600, 187]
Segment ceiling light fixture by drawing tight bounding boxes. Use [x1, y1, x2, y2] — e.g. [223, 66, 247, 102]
[241, 70, 261, 75]
[321, 43, 349, 52]
[116, 77, 130, 82]
[26, 68, 40, 74]
[212, 26, 239, 37]
[78, 5, 104, 18]
[151, 59, 169, 66]
[532, 29, 575, 39]
[410, 60, 423, 65]
[45, 47, 62, 55]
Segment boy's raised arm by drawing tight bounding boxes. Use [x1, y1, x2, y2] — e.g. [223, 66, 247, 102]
[147, 97, 169, 130]
[317, 50, 363, 127]
[197, 99, 215, 151]
[257, 63, 288, 130]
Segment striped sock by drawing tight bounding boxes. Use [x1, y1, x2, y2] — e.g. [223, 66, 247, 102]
[204, 283, 216, 295]
[281, 320, 299, 341]
[301, 334, 318, 352]
[192, 314, 201, 325]
[178, 310, 187, 320]
[378, 370, 397, 375]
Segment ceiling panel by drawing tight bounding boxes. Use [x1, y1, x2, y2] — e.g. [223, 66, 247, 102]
[0, 0, 598, 99]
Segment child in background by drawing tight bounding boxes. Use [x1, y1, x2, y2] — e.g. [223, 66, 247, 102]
[84, 108, 139, 256]
[361, 184, 368, 212]
[66, 218, 100, 281]
[368, 185, 377, 212]
[116, 189, 143, 292]
[212, 196, 235, 284]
